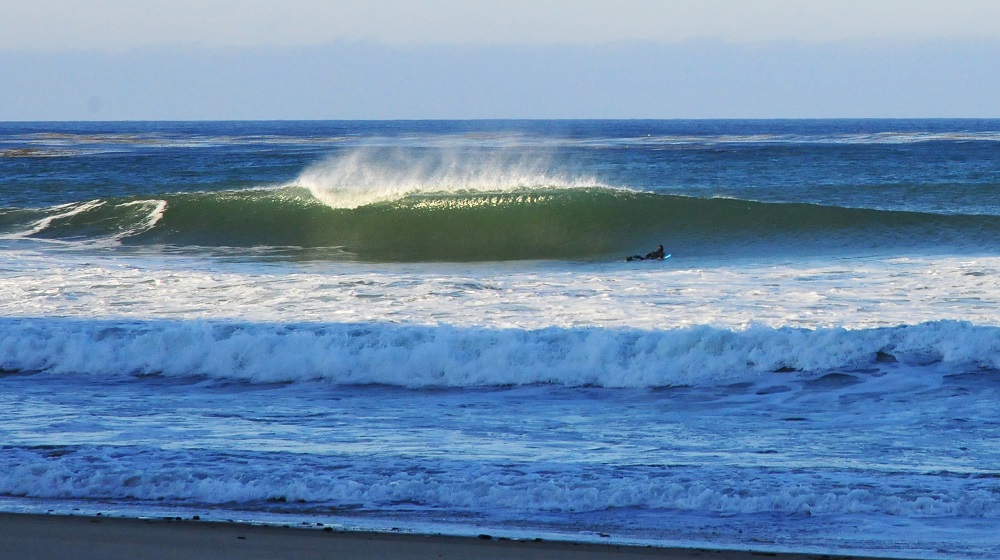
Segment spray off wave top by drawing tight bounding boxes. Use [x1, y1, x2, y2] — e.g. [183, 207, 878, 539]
[294, 147, 606, 209]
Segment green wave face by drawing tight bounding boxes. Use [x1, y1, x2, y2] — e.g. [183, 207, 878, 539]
[3, 186, 998, 262]
[144, 187, 654, 261]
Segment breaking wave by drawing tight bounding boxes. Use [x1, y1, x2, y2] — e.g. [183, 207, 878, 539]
[295, 147, 605, 209]
[4, 445, 996, 519]
[1, 186, 998, 261]
[1, 318, 997, 388]
[2, 148, 999, 261]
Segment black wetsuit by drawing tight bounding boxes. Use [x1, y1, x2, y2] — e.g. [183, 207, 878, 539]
[627, 245, 665, 261]
[646, 245, 665, 259]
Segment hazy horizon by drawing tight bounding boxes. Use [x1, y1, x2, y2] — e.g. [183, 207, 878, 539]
[3, 1, 1000, 120]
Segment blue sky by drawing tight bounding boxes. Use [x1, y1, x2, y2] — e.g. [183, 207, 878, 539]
[3, 1, 1000, 120]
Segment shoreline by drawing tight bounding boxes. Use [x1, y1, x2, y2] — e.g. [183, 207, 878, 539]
[0, 512, 920, 560]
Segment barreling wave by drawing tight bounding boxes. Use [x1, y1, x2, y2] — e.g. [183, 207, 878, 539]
[2, 184, 999, 261]
[1, 318, 998, 388]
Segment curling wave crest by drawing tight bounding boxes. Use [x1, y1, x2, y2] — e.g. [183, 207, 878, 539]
[294, 147, 608, 209]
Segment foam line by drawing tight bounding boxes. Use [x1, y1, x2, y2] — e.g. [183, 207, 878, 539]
[2, 446, 995, 518]
[1, 319, 997, 387]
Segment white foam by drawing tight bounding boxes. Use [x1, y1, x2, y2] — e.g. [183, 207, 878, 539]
[17, 200, 105, 237]
[2, 446, 995, 519]
[0, 318, 996, 388]
[2, 252, 1000, 332]
[295, 148, 605, 209]
[114, 199, 168, 238]
[0, 198, 167, 245]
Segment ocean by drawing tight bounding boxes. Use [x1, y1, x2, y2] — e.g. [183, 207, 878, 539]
[1, 120, 999, 558]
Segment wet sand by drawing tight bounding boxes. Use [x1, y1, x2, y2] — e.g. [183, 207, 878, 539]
[0, 512, 917, 560]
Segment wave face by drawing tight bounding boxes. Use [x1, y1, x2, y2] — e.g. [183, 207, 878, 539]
[1, 318, 996, 387]
[3, 185, 998, 262]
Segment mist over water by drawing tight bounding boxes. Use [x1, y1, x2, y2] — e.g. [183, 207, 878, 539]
[295, 146, 605, 209]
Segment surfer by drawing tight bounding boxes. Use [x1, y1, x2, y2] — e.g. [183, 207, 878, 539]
[626, 244, 665, 261]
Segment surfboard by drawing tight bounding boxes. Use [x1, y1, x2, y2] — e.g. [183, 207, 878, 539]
[626, 254, 672, 262]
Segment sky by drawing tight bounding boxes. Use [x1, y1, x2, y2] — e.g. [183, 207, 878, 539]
[2, 0, 1000, 119]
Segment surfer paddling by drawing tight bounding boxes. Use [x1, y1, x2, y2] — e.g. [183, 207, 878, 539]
[626, 244, 666, 262]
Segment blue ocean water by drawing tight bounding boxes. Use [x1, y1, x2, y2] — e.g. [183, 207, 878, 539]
[2, 120, 1000, 558]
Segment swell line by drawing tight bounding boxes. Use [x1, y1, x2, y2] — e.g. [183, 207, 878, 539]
[2, 186, 999, 261]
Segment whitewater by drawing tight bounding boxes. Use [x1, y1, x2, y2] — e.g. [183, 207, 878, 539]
[2, 120, 1000, 559]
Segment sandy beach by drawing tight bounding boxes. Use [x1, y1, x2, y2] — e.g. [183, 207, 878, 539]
[0, 512, 918, 560]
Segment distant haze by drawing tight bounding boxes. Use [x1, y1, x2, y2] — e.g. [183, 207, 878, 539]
[2, 1, 1000, 119]
[6, 0, 1000, 49]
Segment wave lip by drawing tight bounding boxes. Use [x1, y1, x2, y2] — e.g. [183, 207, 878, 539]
[294, 147, 608, 209]
[1, 319, 997, 388]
